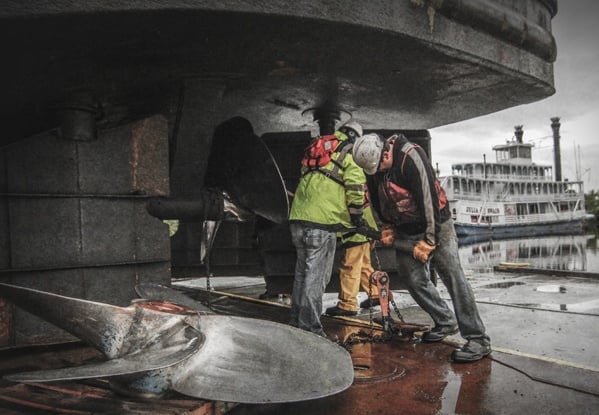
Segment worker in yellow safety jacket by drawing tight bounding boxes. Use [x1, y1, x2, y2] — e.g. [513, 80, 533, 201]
[326, 195, 381, 317]
[288, 120, 380, 336]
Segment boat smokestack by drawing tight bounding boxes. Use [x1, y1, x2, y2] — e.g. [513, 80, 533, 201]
[514, 125, 524, 143]
[551, 117, 562, 181]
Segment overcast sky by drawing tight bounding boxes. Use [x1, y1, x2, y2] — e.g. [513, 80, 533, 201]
[430, 0, 599, 192]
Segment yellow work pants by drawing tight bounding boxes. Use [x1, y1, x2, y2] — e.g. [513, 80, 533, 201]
[336, 242, 379, 311]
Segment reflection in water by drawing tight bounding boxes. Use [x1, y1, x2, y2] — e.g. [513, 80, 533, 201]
[458, 234, 599, 273]
[227, 336, 494, 415]
[535, 284, 567, 293]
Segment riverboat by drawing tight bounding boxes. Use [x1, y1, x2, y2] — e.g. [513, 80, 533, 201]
[441, 119, 587, 238]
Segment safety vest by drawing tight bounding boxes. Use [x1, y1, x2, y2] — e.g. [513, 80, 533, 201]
[289, 132, 370, 231]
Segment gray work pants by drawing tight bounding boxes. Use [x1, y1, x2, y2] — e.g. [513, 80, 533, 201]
[289, 223, 337, 336]
[397, 219, 489, 341]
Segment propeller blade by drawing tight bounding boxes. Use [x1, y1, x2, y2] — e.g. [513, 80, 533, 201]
[173, 315, 354, 403]
[206, 117, 289, 224]
[2, 283, 354, 403]
[0, 283, 135, 359]
[136, 284, 355, 402]
[4, 335, 202, 382]
[227, 135, 289, 224]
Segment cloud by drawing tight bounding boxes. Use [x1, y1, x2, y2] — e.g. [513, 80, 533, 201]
[431, 1, 599, 192]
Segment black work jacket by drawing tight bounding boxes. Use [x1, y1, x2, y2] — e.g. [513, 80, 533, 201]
[367, 135, 450, 245]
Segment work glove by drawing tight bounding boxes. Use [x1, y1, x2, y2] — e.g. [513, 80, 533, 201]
[356, 226, 381, 241]
[413, 240, 436, 263]
[350, 213, 368, 228]
[380, 228, 394, 247]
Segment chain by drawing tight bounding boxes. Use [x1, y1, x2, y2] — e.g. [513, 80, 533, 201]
[204, 220, 221, 311]
[389, 297, 405, 323]
[372, 243, 382, 270]
[367, 274, 375, 332]
[206, 271, 212, 309]
[338, 244, 398, 353]
[372, 245, 406, 322]
[339, 328, 395, 353]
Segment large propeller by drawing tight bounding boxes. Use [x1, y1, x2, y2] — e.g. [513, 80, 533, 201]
[0, 283, 353, 403]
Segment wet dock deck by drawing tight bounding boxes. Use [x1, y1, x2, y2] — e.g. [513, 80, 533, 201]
[1, 271, 598, 414]
[178, 274, 599, 415]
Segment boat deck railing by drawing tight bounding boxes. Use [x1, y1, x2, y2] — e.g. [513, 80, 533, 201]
[451, 191, 584, 202]
[451, 173, 555, 181]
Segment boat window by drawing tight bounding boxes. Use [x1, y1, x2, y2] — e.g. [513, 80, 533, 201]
[517, 204, 527, 216]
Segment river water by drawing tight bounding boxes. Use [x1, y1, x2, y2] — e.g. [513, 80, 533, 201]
[455, 233, 599, 316]
[457, 233, 599, 274]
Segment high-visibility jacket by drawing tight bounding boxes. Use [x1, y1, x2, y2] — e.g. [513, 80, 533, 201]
[289, 131, 373, 234]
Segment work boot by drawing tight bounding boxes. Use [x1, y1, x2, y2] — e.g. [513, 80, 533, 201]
[451, 339, 492, 363]
[359, 297, 381, 308]
[325, 305, 357, 317]
[421, 325, 458, 343]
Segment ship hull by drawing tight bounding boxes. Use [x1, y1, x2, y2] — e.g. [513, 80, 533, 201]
[455, 218, 584, 239]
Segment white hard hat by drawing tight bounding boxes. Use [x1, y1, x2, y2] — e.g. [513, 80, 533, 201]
[339, 120, 363, 137]
[352, 133, 384, 175]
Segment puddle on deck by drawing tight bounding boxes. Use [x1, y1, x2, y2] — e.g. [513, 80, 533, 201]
[481, 281, 525, 289]
[535, 284, 567, 293]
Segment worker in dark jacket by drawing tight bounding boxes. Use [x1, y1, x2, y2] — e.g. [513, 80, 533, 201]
[352, 132, 491, 362]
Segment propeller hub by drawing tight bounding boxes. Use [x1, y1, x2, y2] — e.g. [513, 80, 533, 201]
[135, 300, 196, 315]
